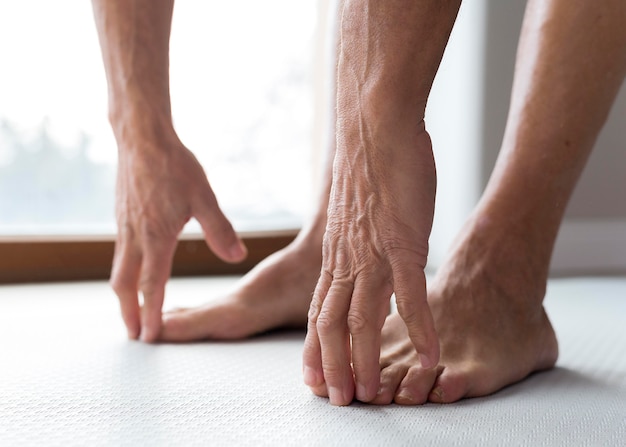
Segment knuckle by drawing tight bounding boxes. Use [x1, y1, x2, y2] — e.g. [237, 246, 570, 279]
[396, 298, 419, 322]
[140, 221, 165, 243]
[117, 221, 135, 240]
[307, 299, 321, 323]
[316, 310, 341, 335]
[328, 278, 354, 296]
[347, 309, 370, 335]
[139, 216, 182, 244]
[109, 277, 124, 296]
[110, 271, 131, 297]
[139, 274, 162, 298]
[383, 239, 428, 269]
[320, 361, 345, 382]
[308, 274, 332, 324]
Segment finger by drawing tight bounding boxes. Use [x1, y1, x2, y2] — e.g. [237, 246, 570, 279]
[348, 274, 391, 403]
[194, 187, 247, 263]
[393, 268, 439, 369]
[316, 277, 355, 406]
[110, 236, 142, 340]
[138, 237, 177, 343]
[303, 271, 332, 394]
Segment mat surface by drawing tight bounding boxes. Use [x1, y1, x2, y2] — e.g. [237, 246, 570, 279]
[1, 277, 625, 446]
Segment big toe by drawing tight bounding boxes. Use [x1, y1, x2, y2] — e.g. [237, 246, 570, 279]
[160, 301, 257, 342]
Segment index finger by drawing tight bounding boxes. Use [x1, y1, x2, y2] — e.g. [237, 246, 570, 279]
[138, 237, 177, 343]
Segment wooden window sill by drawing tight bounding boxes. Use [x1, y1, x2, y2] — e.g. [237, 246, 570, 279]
[0, 230, 298, 284]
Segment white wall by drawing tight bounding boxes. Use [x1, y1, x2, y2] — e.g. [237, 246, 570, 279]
[427, 0, 626, 275]
[426, 0, 487, 269]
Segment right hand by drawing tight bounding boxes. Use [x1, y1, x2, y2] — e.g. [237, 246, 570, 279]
[110, 127, 247, 342]
[302, 126, 439, 405]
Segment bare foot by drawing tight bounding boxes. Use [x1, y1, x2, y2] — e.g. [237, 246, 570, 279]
[159, 234, 321, 341]
[371, 217, 559, 405]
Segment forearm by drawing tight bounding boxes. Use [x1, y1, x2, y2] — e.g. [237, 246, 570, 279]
[332, 0, 461, 247]
[480, 0, 626, 247]
[306, 0, 463, 404]
[91, 0, 175, 140]
[336, 0, 461, 143]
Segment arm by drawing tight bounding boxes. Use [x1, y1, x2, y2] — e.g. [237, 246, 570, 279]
[91, 0, 247, 342]
[303, 0, 461, 405]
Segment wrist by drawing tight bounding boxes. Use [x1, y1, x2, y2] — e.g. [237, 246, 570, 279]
[106, 72, 173, 130]
[108, 102, 178, 152]
[336, 81, 428, 152]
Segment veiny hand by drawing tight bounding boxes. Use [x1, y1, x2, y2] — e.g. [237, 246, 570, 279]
[303, 127, 440, 405]
[110, 129, 246, 342]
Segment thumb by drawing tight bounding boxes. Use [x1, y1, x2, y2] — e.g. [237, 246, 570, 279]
[194, 188, 247, 263]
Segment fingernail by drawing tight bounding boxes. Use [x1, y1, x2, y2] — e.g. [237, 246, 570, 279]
[356, 383, 367, 401]
[140, 327, 156, 343]
[328, 387, 343, 405]
[303, 367, 319, 386]
[419, 353, 436, 369]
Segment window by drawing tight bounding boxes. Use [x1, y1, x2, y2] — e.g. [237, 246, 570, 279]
[0, 1, 321, 281]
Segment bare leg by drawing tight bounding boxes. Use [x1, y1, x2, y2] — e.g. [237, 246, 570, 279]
[157, 3, 342, 341]
[374, 0, 626, 404]
[160, 120, 335, 338]
[160, 220, 326, 340]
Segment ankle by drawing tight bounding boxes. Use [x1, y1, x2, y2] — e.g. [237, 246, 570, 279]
[450, 212, 550, 303]
[287, 226, 323, 265]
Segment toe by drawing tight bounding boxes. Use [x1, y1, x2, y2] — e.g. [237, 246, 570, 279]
[394, 365, 438, 405]
[428, 367, 470, 403]
[160, 301, 253, 341]
[370, 364, 408, 405]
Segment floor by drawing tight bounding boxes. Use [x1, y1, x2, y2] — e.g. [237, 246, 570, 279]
[0, 276, 625, 446]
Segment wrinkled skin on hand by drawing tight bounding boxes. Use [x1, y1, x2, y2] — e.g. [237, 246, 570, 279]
[110, 130, 246, 342]
[303, 125, 440, 406]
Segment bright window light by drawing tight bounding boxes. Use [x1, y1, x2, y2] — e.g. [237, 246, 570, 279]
[0, 1, 316, 236]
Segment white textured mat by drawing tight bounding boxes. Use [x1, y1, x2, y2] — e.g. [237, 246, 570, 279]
[1, 277, 625, 446]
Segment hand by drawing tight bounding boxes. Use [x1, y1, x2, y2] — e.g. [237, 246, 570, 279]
[110, 129, 247, 342]
[303, 128, 440, 405]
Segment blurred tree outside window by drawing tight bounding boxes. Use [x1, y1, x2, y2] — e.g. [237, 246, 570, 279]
[0, 1, 315, 236]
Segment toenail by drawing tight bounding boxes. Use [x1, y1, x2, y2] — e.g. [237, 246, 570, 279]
[430, 386, 444, 402]
[395, 390, 415, 404]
